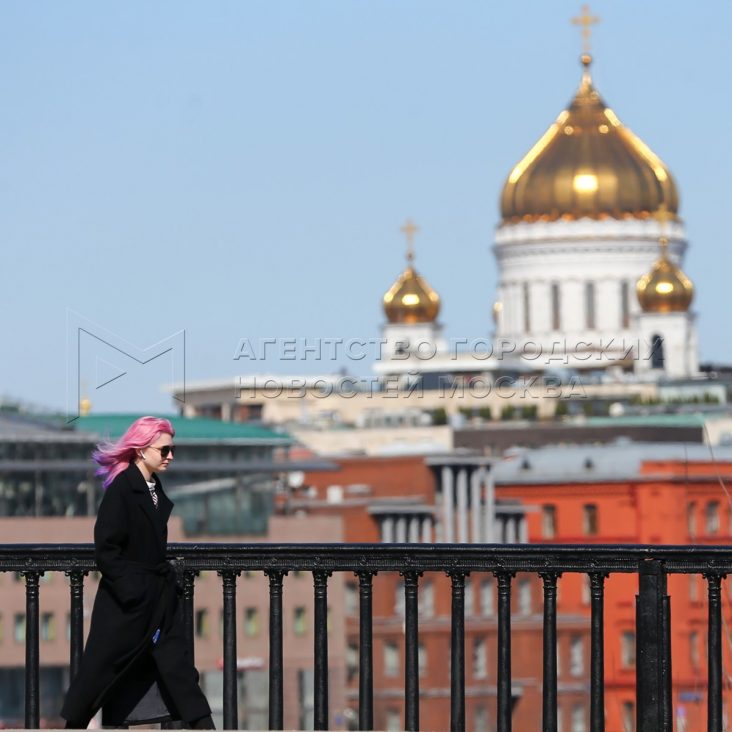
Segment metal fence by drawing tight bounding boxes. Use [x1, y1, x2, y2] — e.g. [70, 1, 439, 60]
[0, 543, 729, 731]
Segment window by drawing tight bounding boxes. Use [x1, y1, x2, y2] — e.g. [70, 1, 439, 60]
[464, 579, 474, 617]
[518, 578, 532, 615]
[418, 643, 427, 678]
[622, 701, 634, 732]
[581, 574, 591, 606]
[384, 641, 399, 677]
[385, 709, 400, 732]
[570, 635, 583, 677]
[650, 334, 665, 370]
[620, 281, 630, 329]
[345, 581, 358, 617]
[585, 282, 596, 329]
[687, 502, 696, 538]
[244, 607, 260, 637]
[583, 504, 598, 536]
[419, 581, 434, 618]
[706, 501, 720, 535]
[621, 631, 635, 668]
[480, 579, 493, 617]
[542, 505, 557, 539]
[690, 630, 700, 668]
[473, 637, 488, 679]
[395, 581, 404, 617]
[293, 607, 307, 637]
[474, 705, 488, 732]
[689, 574, 699, 602]
[523, 282, 531, 333]
[14, 613, 25, 643]
[551, 283, 561, 330]
[571, 704, 586, 732]
[346, 643, 358, 682]
[195, 609, 209, 639]
[41, 613, 55, 642]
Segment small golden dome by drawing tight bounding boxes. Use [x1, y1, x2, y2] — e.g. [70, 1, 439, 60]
[79, 396, 92, 416]
[636, 237, 694, 313]
[383, 219, 441, 324]
[383, 266, 441, 324]
[501, 55, 679, 223]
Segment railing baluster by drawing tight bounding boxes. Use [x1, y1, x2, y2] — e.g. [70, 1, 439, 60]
[24, 570, 42, 729]
[66, 570, 86, 681]
[402, 570, 421, 731]
[495, 571, 514, 732]
[541, 572, 559, 732]
[313, 569, 331, 730]
[219, 569, 240, 730]
[266, 569, 287, 731]
[705, 573, 723, 732]
[449, 571, 467, 732]
[636, 559, 671, 732]
[182, 569, 197, 663]
[357, 571, 376, 731]
[589, 572, 607, 732]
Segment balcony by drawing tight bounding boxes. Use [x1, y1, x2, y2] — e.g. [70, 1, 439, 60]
[0, 542, 729, 731]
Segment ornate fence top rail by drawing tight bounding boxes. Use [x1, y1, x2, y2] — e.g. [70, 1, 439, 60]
[1, 542, 732, 574]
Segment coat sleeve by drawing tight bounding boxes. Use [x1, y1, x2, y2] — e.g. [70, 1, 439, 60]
[94, 478, 145, 607]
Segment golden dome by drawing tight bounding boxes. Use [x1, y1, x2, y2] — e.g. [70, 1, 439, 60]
[383, 266, 441, 324]
[636, 236, 694, 313]
[500, 55, 679, 223]
[383, 219, 441, 324]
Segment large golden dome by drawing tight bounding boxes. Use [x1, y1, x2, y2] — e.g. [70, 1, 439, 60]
[637, 237, 694, 313]
[500, 55, 679, 223]
[383, 219, 441, 324]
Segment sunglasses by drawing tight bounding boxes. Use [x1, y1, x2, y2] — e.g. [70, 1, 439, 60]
[148, 445, 175, 459]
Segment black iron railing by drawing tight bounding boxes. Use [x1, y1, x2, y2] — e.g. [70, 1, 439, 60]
[0, 543, 729, 732]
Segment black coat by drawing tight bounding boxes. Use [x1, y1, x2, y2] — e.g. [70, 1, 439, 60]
[61, 463, 210, 726]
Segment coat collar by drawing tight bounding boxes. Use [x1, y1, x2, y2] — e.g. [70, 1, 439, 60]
[124, 463, 174, 535]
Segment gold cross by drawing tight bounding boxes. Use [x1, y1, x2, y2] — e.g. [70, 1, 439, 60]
[400, 218, 419, 262]
[571, 4, 600, 54]
[654, 203, 672, 250]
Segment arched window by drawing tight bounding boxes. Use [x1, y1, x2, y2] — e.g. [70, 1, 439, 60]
[650, 334, 665, 370]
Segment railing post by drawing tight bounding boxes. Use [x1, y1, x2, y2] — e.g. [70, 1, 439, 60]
[357, 570, 376, 731]
[266, 569, 287, 731]
[182, 569, 198, 663]
[495, 571, 514, 732]
[540, 572, 559, 732]
[23, 570, 42, 729]
[219, 569, 240, 730]
[313, 569, 331, 731]
[448, 571, 467, 732]
[705, 572, 724, 732]
[402, 570, 422, 732]
[66, 569, 86, 681]
[589, 572, 607, 732]
[636, 559, 671, 732]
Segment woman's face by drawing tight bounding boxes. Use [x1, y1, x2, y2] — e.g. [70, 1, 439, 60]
[144, 432, 175, 473]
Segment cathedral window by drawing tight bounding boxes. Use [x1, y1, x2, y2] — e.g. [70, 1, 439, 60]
[650, 334, 665, 370]
[551, 283, 561, 331]
[620, 281, 630, 329]
[585, 282, 596, 329]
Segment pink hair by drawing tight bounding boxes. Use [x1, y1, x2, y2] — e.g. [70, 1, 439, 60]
[93, 416, 175, 488]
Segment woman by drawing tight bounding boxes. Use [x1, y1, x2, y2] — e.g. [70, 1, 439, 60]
[61, 416, 214, 729]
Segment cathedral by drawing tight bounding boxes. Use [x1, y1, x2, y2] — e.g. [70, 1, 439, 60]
[380, 43, 698, 382]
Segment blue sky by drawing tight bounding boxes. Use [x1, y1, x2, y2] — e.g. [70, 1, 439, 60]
[1, 1, 729, 414]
